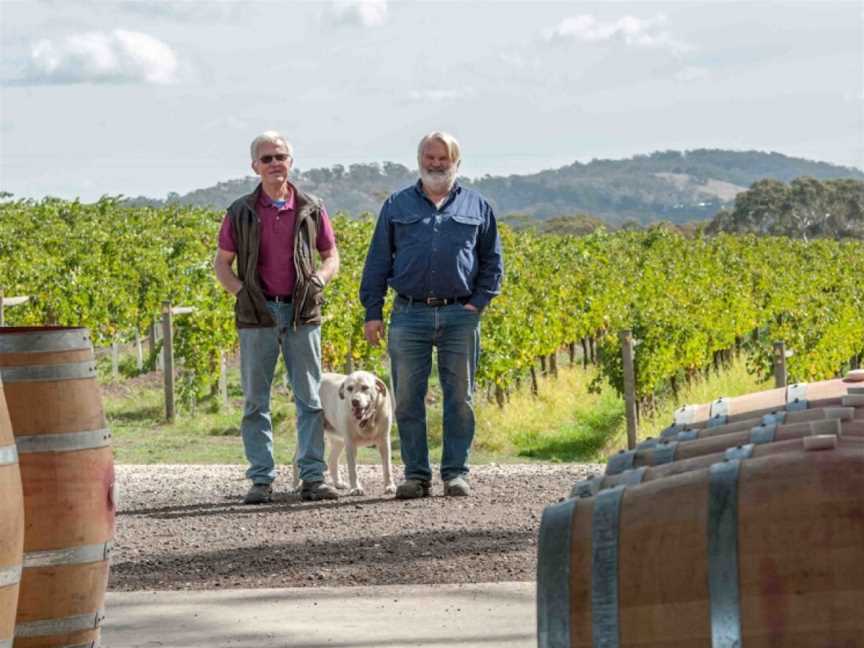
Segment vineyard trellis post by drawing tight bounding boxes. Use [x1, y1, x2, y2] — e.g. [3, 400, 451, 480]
[162, 302, 196, 422]
[111, 340, 120, 379]
[162, 301, 176, 422]
[136, 334, 144, 371]
[219, 352, 229, 409]
[773, 341, 787, 388]
[620, 330, 638, 450]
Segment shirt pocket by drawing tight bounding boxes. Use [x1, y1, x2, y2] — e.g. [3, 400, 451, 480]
[391, 212, 428, 248]
[447, 212, 483, 249]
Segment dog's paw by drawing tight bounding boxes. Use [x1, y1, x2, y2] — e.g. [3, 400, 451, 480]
[384, 483, 397, 494]
[348, 487, 365, 496]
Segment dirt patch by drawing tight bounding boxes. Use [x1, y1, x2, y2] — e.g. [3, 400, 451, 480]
[109, 463, 601, 591]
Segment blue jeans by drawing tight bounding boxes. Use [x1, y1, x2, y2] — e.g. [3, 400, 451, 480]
[238, 301, 326, 485]
[387, 300, 480, 482]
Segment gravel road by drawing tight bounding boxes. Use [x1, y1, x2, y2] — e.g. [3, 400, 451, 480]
[109, 463, 602, 591]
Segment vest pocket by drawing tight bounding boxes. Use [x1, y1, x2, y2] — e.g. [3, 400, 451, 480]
[235, 286, 272, 326]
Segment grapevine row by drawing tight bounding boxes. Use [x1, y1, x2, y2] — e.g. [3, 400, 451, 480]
[1, 198, 861, 411]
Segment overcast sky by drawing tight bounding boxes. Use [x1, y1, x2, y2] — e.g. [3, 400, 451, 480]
[1, 0, 862, 201]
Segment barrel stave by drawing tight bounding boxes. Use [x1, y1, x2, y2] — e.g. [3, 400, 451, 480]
[0, 327, 113, 648]
[544, 447, 864, 646]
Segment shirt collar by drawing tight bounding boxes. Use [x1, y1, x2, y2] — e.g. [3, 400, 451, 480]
[258, 186, 295, 211]
[413, 179, 462, 201]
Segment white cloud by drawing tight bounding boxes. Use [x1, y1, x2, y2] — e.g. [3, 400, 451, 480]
[544, 14, 691, 53]
[406, 88, 471, 103]
[20, 30, 178, 85]
[675, 66, 709, 82]
[327, 0, 388, 27]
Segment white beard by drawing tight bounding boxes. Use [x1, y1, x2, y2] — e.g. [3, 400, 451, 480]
[420, 167, 458, 194]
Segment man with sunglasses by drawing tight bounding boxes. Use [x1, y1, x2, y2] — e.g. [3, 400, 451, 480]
[215, 130, 341, 504]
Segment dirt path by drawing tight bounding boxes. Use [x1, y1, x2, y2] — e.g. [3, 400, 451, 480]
[110, 463, 601, 591]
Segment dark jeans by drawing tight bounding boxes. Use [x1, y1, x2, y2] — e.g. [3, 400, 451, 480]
[387, 300, 480, 482]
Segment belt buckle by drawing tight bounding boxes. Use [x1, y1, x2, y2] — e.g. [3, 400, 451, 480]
[426, 297, 446, 306]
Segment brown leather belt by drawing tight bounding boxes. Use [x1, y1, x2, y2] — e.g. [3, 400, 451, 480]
[397, 294, 469, 306]
[265, 294, 292, 303]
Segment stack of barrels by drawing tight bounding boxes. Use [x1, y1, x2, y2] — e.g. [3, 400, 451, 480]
[538, 371, 864, 647]
[0, 327, 115, 648]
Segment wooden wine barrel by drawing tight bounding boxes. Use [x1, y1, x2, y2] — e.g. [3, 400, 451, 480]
[607, 418, 847, 475]
[0, 327, 114, 648]
[0, 376, 24, 648]
[645, 405, 853, 447]
[664, 373, 862, 434]
[538, 445, 864, 647]
[574, 434, 864, 498]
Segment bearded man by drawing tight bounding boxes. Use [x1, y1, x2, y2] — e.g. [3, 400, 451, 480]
[359, 131, 504, 499]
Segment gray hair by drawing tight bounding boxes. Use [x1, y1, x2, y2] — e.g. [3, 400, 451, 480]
[417, 131, 461, 166]
[250, 131, 294, 162]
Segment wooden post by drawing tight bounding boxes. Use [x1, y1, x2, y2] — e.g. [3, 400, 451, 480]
[162, 301, 175, 422]
[219, 351, 229, 409]
[148, 322, 157, 359]
[111, 340, 120, 380]
[773, 341, 787, 388]
[620, 330, 638, 450]
[136, 333, 144, 371]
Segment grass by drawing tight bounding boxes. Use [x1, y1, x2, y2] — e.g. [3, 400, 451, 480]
[102, 352, 772, 466]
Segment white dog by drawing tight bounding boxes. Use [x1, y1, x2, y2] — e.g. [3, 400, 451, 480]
[293, 370, 397, 496]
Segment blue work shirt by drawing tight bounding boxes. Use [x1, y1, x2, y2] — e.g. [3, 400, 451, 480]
[360, 180, 504, 321]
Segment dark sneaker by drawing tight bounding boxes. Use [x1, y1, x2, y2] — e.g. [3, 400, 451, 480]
[301, 481, 340, 501]
[243, 483, 273, 505]
[444, 476, 471, 497]
[395, 479, 432, 500]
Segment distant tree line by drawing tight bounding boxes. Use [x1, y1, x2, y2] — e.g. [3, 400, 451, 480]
[121, 149, 863, 226]
[707, 177, 864, 240]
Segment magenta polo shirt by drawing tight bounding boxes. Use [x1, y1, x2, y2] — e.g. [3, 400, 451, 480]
[218, 189, 336, 297]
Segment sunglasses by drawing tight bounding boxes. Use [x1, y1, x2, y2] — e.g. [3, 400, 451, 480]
[259, 154, 289, 164]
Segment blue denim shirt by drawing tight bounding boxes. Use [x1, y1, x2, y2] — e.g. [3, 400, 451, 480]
[360, 180, 504, 321]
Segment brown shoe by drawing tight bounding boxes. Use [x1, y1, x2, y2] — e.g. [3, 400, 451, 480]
[301, 481, 340, 501]
[395, 479, 431, 499]
[444, 476, 471, 497]
[243, 483, 273, 505]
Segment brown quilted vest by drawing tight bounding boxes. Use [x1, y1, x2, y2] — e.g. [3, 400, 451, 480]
[226, 183, 326, 330]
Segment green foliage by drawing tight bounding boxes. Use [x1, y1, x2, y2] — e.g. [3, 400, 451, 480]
[2, 197, 862, 416]
[708, 177, 864, 239]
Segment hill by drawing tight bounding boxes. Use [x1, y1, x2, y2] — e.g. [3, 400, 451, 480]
[124, 149, 864, 225]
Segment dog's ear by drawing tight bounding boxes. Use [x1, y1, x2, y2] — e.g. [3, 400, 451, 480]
[338, 380, 347, 400]
[375, 378, 387, 396]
